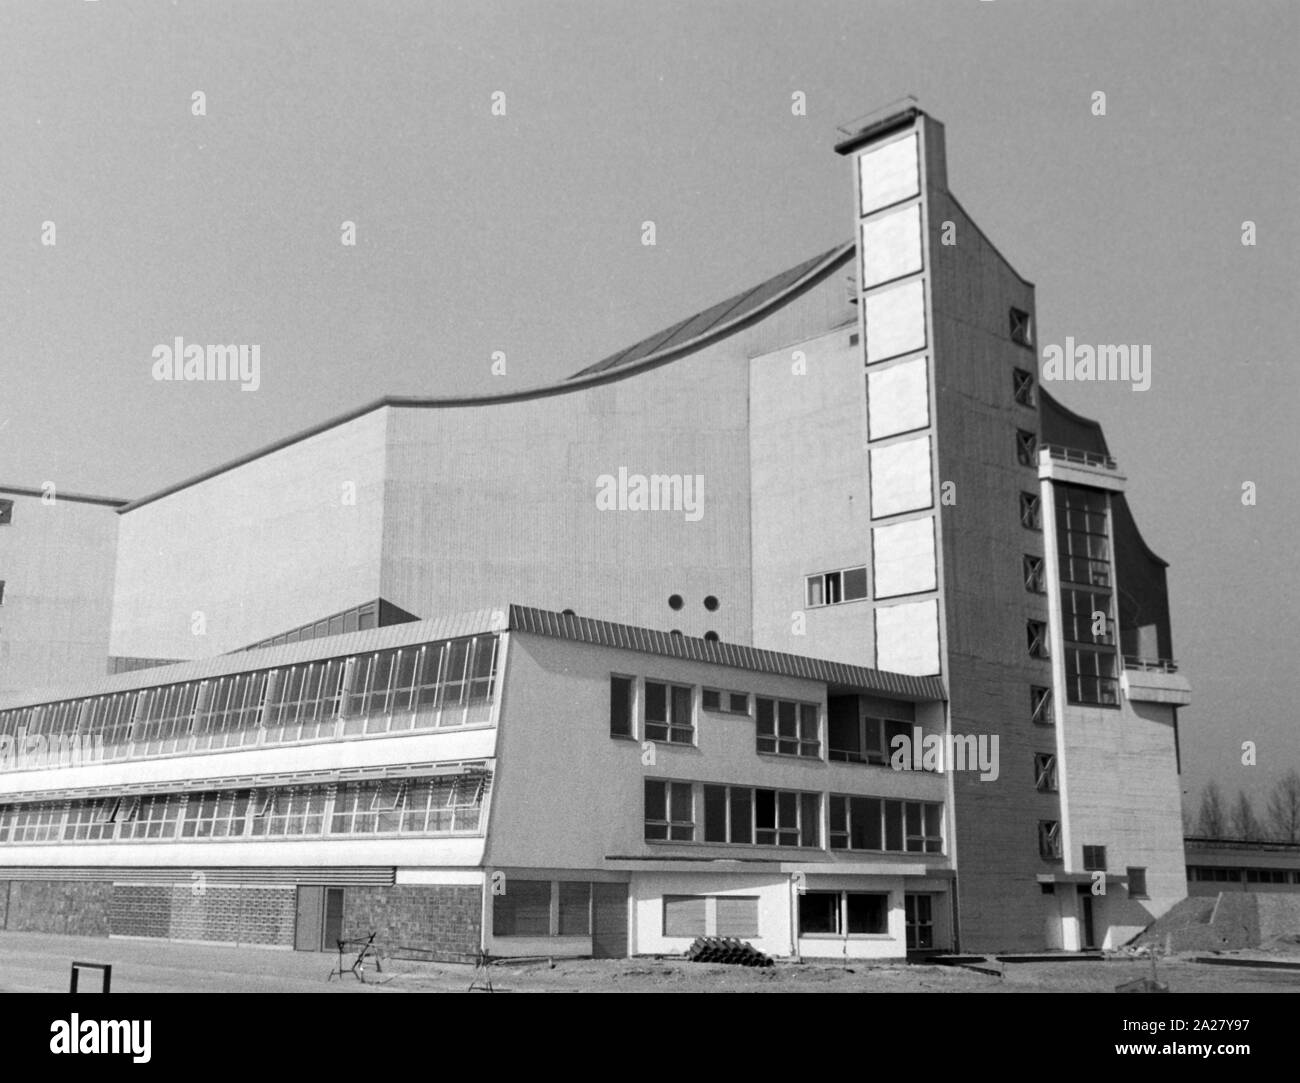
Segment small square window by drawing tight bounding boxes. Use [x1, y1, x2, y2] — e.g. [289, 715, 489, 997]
[1023, 555, 1045, 593]
[0, 499, 12, 525]
[1019, 492, 1042, 530]
[1033, 752, 1057, 793]
[1030, 685, 1053, 725]
[702, 689, 722, 711]
[727, 692, 749, 715]
[0, 580, 5, 606]
[1082, 845, 1107, 871]
[842, 566, 868, 601]
[1016, 429, 1039, 467]
[1038, 820, 1062, 860]
[1127, 866, 1148, 898]
[1013, 367, 1035, 406]
[1010, 308, 1033, 347]
[1027, 620, 1049, 659]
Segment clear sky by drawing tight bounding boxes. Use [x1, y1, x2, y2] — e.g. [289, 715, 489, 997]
[1, 1, 1296, 815]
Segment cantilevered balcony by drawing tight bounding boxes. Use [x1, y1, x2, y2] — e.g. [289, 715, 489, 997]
[1038, 444, 1127, 492]
[1120, 655, 1191, 706]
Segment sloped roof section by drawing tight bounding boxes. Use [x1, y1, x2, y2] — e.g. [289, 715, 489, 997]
[568, 243, 853, 379]
[508, 604, 946, 701]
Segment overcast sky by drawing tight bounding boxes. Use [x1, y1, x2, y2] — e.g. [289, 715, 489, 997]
[1, 0, 1296, 813]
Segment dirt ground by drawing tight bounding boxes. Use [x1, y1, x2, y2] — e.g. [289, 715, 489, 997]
[1, 932, 1297, 993]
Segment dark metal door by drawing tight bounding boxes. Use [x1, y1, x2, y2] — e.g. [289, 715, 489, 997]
[323, 887, 344, 951]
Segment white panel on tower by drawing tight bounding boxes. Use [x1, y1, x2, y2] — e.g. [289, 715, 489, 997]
[858, 133, 920, 216]
[875, 598, 941, 675]
[872, 517, 937, 599]
[864, 280, 926, 363]
[860, 205, 923, 290]
[869, 435, 932, 518]
[867, 356, 930, 440]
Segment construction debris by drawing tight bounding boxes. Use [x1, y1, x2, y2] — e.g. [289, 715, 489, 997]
[684, 937, 774, 967]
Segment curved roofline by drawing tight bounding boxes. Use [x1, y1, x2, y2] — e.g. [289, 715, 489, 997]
[0, 484, 128, 508]
[1112, 492, 1170, 569]
[1038, 388, 1111, 453]
[117, 242, 856, 513]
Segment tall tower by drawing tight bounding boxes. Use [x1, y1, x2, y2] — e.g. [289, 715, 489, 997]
[827, 102, 1189, 951]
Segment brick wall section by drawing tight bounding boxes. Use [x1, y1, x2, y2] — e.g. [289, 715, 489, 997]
[343, 885, 482, 960]
[108, 883, 295, 946]
[6, 881, 112, 936]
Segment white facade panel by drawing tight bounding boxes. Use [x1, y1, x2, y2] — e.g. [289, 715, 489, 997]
[874, 598, 941, 676]
[872, 517, 937, 599]
[867, 356, 930, 440]
[864, 280, 927, 363]
[858, 133, 920, 216]
[869, 436, 933, 518]
[860, 205, 923, 290]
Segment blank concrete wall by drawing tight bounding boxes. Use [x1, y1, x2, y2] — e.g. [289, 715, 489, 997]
[0, 493, 119, 697]
[109, 411, 388, 658]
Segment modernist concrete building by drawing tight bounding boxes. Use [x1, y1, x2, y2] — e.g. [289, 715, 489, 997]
[0, 104, 1190, 956]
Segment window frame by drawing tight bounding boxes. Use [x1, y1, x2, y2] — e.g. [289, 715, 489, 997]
[1013, 367, 1036, 406]
[1023, 554, 1045, 594]
[643, 681, 695, 746]
[755, 697, 821, 759]
[1019, 491, 1043, 531]
[1010, 307, 1034, 348]
[609, 674, 635, 739]
[1016, 429, 1039, 467]
[1033, 752, 1058, 793]
[643, 779, 695, 842]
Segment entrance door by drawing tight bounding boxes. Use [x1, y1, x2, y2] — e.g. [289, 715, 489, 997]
[295, 886, 324, 951]
[1078, 887, 1097, 949]
[323, 887, 344, 951]
[591, 883, 628, 959]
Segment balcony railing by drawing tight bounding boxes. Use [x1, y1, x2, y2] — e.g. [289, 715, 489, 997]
[1122, 656, 1179, 674]
[1043, 444, 1118, 471]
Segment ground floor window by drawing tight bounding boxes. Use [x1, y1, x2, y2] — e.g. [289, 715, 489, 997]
[798, 891, 889, 937]
[905, 893, 934, 949]
[493, 879, 592, 937]
[663, 894, 760, 938]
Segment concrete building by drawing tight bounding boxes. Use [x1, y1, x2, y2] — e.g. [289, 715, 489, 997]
[1185, 838, 1300, 895]
[0, 486, 124, 699]
[0, 103, 1190, 955]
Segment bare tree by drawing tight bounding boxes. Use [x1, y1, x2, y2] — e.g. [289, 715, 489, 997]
[1265, 769, 1300, 842]
[1196, 780, 1227, 838]
[1230, 790, 1260, 840]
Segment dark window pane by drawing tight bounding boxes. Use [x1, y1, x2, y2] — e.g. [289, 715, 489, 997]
[644, 780, 665, 822]
[800, 792, 819, 847]
[610, 676, 633, 737]
[884, 800, 903, 851]
[842, 566, 867, 600]
[799, 892, 839, 935]
[846, 893, 888, 934]
[703, 785, 727, 843]
[493, 879, 551, 937]
[729, 788, 752, 844]
[557, 881, 591, 935]
[645, 682, 667, 723]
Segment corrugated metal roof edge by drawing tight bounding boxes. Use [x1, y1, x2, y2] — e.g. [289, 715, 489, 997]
[507, 604, 947, 701]
[0, 602, 945, 711]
